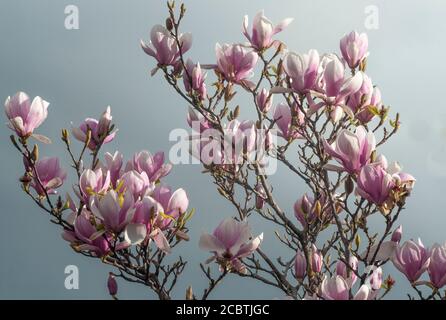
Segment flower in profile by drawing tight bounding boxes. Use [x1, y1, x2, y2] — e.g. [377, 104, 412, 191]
[323, 126, 376, 173]
[283, 50, 320, 94]
[356, 163, 394, 206]
[141, 24, 192, 67]
[72, 106, 116, 151]
[4, 91, 49, 139]
[273, 102, 305, 141]
[215, 43, 258, 84]
[392, 239, 430, 282]
[183, 59, 207, 100]
[199, 218, 263, 273]
[320, 275, 349, 300]
[428, 242, 446, 288]
[28, 157, 67, 196]
[340, 31, 368, 69]
[242, 10, 293, 51]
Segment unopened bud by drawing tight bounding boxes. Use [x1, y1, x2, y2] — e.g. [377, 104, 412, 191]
[31, 145, 39, 162]
[61, 129, 69, 142]
[354, 234, 361, 248]
[186, 286, 194, 300]
[165, 18, 174, 31]
[345, 175, 354, 195]
[391, 225, 402, 243]
[107, 273, 118, 297]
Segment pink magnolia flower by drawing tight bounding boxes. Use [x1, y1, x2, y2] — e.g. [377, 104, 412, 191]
[366, 266, 383, 291]
[124, 196, 170, 253]
[311, 244, 323, 273]
[90, 190, 135, 233]
[126, 150, 172, 183]
[187, 107, 213, 133]
[242, 11, 293, 50]
[283, 50, 320, 94]
[151, 185, 189, 227]
[102, 151, 123, 187]
[321, 275, 373, 300]
[323, 126, 376, 173]
[309, 57, 363, 122]
[391, 225, 403, 243]
[72, 106, 116, 151]
[117, 170, 151, 201]
[79, 168, 111, 202]
[107, 273, 118, 296]
[62, 209, 110, 257]
[256, 88, 273, 113]
[356, 163, 394, 205]
[29, 157, 67, 196]
[255, 182, 267, 210]
[273, 102, 305, 141]
[199, 218, 263, 273]
[392, 239, 430, 282]
[4, 92, 49, 139]
[320, 275, 350, 300]
[215, 43, 258, 84]
[183, 59, 207, 100]
[377, 155, 416, 191]
[428, 242, 446, 288]
[347, 74, 382, 123]
[294, 250, 307, 279]
[336, 256, 359, 286]
[141, 24, 192, 67]
[340, 31, 368, 69]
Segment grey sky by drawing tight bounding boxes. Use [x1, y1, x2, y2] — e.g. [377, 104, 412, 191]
[1, 0, 445, 299]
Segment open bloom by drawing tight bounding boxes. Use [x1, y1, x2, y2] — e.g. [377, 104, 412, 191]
[215, 43, 258, 84]
[4, 91, 49, 138]
[283, 50, 320, 94]
[29, 157, 67, 196]
[124, 185, 189, 252]
[309, 57, 363, 122]
[183, 59, 207, 100]
[72, 106, 116, 151]
[340, 31, 368, 69]
[199, 218, 263, 273]
[323, 126, 376, 173]
[90, 190, 135, 233]
[273, 102, 305, 141]
[126, 150, 172, 183]
[428, 242, 446, 288]
[242, 10, 293, 50]
[141, 24, 192, 67]
[62, 209, 110, 257]
[117, 170, 151, 201]
[356, 163, 394, 206]
[392, 239, 430, 282]
[79, 168, 111, 203]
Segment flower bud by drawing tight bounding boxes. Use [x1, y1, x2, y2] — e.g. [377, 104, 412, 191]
[391, 225, 402, 243]
[186, 286, 194, 300]
[294, 250, 307, 279]
[107, 273, 118, 297]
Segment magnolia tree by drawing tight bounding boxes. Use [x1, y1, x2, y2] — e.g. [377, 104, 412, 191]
[5, 2, 446, 300]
